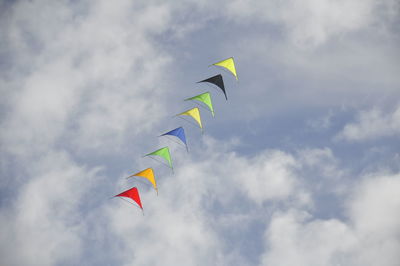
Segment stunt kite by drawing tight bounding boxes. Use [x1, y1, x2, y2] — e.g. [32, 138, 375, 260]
[197, 74, 227, 100]
[212, 57, 238, 80]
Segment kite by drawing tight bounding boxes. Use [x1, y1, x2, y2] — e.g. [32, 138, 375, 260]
[184, 92, 215, 117]
[177, 107, 203, 131]
[114, 186, 143, 210]
[145, 146, 173, 170]
[160, 127, 188, 151]
[127, 168, 158, 194]
[212, 57, 238, 80]
[197, 74, 227, 100]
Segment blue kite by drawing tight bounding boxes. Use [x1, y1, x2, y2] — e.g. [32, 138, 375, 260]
[160, 127, 188, 151]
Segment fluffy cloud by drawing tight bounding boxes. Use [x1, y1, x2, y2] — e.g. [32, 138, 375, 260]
[0, 0, 175, 159]
[261, 209, 357, 266]
[224, 0, 398, 46]
[337, 106, 400, 141]
[0, 151, 101, 265]
[261, 173, 400, 266]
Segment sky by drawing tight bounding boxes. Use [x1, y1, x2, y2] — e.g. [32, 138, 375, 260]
[1, 0, 400, 265]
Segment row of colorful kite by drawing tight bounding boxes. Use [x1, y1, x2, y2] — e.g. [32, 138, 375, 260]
[113, 57, 238, 213]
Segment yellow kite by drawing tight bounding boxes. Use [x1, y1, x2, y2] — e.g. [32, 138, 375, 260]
[177, 107, 203, 130]
[212, 57, 238, 80]
[127, 168, 158, 194]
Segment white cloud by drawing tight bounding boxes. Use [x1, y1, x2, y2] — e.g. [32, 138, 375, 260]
[349, 173, 400, 266]
[260, 173, 400, 266]
[234, 150, 298, 203]
[225, 0, 397, 47]
[337, 106, 400, 141]
[0, 151, 102, 265]
[261, 209, 357, 266]
[298, 148, 344, 181]
[306, 110, 334, 131]
[0, 0, 174, 158]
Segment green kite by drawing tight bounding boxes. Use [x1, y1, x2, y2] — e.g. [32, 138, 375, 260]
[185, 92, 215, 117]
[145, 147, 173, 169]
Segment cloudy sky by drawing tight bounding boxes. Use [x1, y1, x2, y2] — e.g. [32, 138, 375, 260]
[1, 0, 400, 265]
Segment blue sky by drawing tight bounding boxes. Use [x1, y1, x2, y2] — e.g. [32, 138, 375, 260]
[1, 0, 400, 265]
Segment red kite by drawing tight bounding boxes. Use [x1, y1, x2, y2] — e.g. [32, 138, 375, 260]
[114, 187, 143, 210]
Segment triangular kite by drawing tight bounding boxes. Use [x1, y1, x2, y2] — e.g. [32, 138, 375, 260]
[212, 57, 238, 80]
[184, 92, 215, 117]
[145, 147, 173, 169]
[114, 187, 143, 209]
[160, 127, 188, 150]
[127, 168, 157, 193]
[177, 107, 203, 131]
[197, 74, 227, 100]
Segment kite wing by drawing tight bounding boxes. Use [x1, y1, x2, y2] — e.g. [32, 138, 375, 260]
[161, 127, 187, 146]
[184, 92, 214, 117]
[114, 187, 143, 209]
[145, 147, 173, 169]
[197, 74, 227, 100]
[177, 107, 203, 130]
[212, 57, 238, 80]
[127, 168, 157, 192]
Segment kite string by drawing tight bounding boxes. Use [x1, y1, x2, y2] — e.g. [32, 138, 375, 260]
[125, 178, 158, 197]
[204, 83, 223, 96]
[118, 197, 142, 210]
[161, 135, 187, 149]
[146, 155, 173, 171]
[215, 65, 236, 80]
[189, 100, 213, 114]
[177, 116, 201, 130]
[126, 176, 153, 188]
